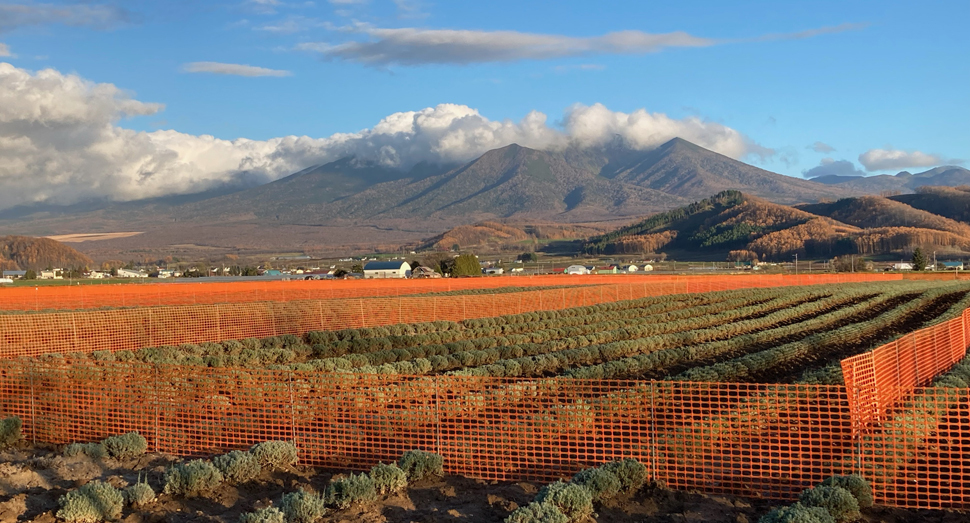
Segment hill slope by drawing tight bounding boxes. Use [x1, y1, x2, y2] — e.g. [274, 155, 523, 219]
[0, 236, 93, 271]
[890, 186, 970, 223]
[603, 138, 848, 203]
[812, 166, 970, 194]
[581, 191, 970, 261]
[161, 138, 850, 225]
[797, 196, 970, 237]
[416, 221, 609, 251]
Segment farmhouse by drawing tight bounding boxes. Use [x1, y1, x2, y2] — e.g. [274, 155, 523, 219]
[1, 270, 26, 279]
[941, 261, 964, 271]
[363, 261, 412, 279]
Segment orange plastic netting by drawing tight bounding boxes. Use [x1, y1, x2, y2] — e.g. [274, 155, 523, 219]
[2, 272, 967, 510]
[0, 274, 900, 359]
[0, 273, 900, 311]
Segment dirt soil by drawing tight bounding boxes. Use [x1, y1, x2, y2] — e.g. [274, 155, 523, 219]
[0, 444, 966, 523]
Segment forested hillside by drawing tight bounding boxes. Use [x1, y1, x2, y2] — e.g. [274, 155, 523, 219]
[580, 191, 970, 260]
[0, 236, 93, 271]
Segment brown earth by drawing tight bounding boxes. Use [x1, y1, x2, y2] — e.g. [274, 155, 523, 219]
[0, 445, 967, 523]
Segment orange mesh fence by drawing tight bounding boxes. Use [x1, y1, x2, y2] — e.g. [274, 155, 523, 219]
[0, 274, 900, 359]
[0, 273, 900, 312]
[0, 360, 854, 500]
[861, 386, 970, 508]
[0, 324, 967, 508]
[841, 310, 969, 431]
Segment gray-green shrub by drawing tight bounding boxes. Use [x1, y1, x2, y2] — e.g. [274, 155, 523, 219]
[0, 416, 22, 447]
[326, 473, 377, 509]
[820, 475, 873, 509]
[534, 480, 594, 521]
[504, 501, 570, 523]
[798, 486, 861, 523]
[570, 467, 621, 502]
[369, 462, 408, 495]
[102, 432, 148, 460]
[397, 449, 444, 482]
[124, 477, 156, 507]
[250, 441, 299, 469]
[601, 459, 647, 493]
[214, 450, 262, 484]
[163, 459, 224, 497]
[759, 503, 836, 523]
[64, 442, 108, 459]
[279, 489, 328, 523]
[56, 480, 124, 523]
[239, 507, 285, 523]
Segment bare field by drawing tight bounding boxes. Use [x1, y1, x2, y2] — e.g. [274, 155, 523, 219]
[44, 232, 143, 243]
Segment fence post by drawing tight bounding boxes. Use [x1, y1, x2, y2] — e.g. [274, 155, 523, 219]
[288, 370, 297, 446]
[650, 380, 658, 482]
[28, 359, 36, 445]
[153, 363, 160, 453]
[853, 386, 863, 475]
[435, 375, 442, 458]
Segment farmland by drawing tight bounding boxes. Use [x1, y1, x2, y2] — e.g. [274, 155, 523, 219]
[2, 275, 970, 522]
[26, 280, 970, 387]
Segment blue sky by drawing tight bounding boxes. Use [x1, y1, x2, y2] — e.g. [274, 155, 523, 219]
[0, 0, 968, 207]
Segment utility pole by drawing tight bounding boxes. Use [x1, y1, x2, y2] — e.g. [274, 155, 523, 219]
[794, 253, 798, 276]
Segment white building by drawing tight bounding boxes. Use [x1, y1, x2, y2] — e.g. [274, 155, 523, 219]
[363, 261, 412, 279]
[642, 264, 654, 271]
[891, 263, 914, 271]
[624, 264, 639, 273]
[117, 269, 149, 278]
[39, 269, 62, 280]
[566, 265, 590, 275]
[484, 267, 504, 275]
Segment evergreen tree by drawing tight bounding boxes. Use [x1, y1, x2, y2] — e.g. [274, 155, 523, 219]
[912, 248, 926, 271]
[451, 254, 481, 276]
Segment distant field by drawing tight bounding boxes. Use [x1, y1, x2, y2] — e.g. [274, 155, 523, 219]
[2, 278, 152, 287]
[44, 231, 143, 242]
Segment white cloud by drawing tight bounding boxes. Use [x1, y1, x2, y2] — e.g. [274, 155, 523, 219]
[808, 141, 834, 153]
[0, 62, 765, 210]
[182, 62, 292, 77]
[802, 158, 863, 178]
[859, 148, 950, 172]
[0, 3, 128, 33]
[561, 103, 756, 159]
[299, 25, 714, 66]
[297, 22, 866, 67]
[0, 43, 10, 57]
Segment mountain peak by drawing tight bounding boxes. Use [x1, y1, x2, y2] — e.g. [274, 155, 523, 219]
[659, 137, 706, 153]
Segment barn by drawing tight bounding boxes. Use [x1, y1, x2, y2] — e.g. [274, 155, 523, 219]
[363, 261, 412, 279]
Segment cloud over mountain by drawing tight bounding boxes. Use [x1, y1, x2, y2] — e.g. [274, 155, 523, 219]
[859, 148, 954, 172]
[0, 62, 764, 210]
[802, 158, 864, 178]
